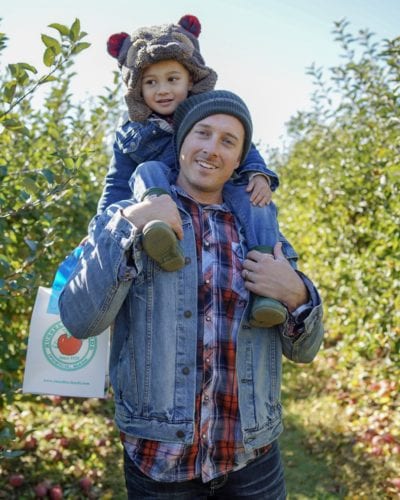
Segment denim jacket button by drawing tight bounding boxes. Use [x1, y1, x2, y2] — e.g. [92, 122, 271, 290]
[185, 257, 191, 265]
[176, 430, 185, 438]
[184, 310, 192, 318]
[182, 367, 190, 375]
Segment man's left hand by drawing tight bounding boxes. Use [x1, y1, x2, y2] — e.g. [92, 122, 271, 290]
[242, 242, 308, 312]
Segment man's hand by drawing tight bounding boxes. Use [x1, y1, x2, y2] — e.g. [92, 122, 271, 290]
[122, 195, 184, 240]
[242, 242, 308, 311]
[246, 174, 272, 206]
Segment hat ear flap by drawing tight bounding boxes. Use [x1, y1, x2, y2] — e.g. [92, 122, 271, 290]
[107, 32, 129, 58]
[125, 88, 152, 122]
[190, 68, 218, 95]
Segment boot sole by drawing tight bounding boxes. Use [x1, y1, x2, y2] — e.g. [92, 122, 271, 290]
[249, 297, 287, 328]
[142, 220, 185, 272]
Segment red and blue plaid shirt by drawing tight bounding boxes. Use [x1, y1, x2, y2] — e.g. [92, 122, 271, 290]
[122, 191, 271, 482]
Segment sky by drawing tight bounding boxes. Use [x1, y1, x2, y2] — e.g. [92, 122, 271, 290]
[2, 0, 399, 150]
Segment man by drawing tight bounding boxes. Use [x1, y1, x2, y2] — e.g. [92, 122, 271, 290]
[59, 90, 324, 499]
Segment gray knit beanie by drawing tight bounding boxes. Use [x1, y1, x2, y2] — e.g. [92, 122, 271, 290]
[174, 90, 253, 163]
[107, 15, 217, 122]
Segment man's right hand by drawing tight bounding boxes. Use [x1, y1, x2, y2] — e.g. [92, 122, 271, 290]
[122, 195, 184, 240]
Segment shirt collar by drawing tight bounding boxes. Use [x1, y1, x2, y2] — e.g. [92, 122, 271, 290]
[171, 185, 231, 213]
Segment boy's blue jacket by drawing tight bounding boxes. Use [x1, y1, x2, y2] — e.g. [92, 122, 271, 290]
[59, 195, 324, 452]
[97, 117, 279, 213]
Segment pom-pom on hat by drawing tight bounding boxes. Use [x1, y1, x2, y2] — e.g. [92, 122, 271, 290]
[107, 15, 217, 122]
[174, 90, 253, 164]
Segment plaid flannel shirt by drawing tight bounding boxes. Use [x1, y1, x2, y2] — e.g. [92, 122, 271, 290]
[122, 191, 272, 482]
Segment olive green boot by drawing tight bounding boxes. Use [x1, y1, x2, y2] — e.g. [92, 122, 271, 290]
[140, 188, 185, 272]
[142, 220, 185, 272]
[248, 245, 287, 328]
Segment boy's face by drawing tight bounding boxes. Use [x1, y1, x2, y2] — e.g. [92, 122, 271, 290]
[177, 114, 244, 205]
[141, 60, 193, 116]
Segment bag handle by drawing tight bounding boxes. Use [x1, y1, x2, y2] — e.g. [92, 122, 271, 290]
[47, 246, 83, 314]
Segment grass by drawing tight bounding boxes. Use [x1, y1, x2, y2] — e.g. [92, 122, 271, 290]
[2, 356, 398, 498]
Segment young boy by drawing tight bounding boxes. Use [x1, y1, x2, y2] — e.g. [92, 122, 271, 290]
[98, 15, 293, 327]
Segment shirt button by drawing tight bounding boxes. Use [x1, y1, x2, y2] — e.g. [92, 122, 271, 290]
[176, 430, 185, 438]
[205, 279, 210, 284]
[204, 395, 209, 401]
[204, 241, 210, 248]
[205, 358, 210, 364]
[182, 367, 190, 375]
[184, 310, 192, 318]
[202, 433, 207, 440]
[206, 316, 211, 322]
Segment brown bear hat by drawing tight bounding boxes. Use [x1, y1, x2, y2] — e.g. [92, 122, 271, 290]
[107, 15, 218, 122]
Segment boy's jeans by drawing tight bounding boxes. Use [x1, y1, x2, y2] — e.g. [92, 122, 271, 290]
[123, 440, 286, 499]
[130, 161, 296, 260]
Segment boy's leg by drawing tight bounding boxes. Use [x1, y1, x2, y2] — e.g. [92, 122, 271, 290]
[129, 160, 174, 202]
[131, 161, 185, 272]
[223, 183, 287, 327]
[248, 245, 287, 328]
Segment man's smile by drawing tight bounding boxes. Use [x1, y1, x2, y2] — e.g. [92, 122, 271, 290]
[197, 159, 218, 170]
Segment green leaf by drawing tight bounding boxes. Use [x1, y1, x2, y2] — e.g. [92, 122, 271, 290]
[38, 75, 58, 85]
[3, 81, 17, 103]
[70, 18, 81, 42]
[48, 22, 70, 36]
[7, 63, 18, 77]
[41, 169, 55, 184]
[24, 238, 38, 252]
[1, 450, 25, 459]
[2, 118, 23, 130]
[0, 426, 15, 443]
[22, 177, 39, 194]
[72, 42, 91, 55]
[41, 34, 61, 54]
[63, 158, 75, 169]
[43, 47, 56, 67]
[17, 62, 37, 74]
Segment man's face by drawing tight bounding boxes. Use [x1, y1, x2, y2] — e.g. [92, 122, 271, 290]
[177, 114, 244, 204]
[141, 60, 193, 116]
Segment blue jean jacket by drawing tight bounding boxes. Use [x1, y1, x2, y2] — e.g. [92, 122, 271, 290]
[97, 117, 279, 214]
[59, 195, 324, 452]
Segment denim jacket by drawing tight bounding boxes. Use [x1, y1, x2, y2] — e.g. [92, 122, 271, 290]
[59, 196, 324, 452]
[97, 116, 280, 214]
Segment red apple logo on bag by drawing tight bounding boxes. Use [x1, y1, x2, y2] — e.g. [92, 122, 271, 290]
[57, 332, 82, 356]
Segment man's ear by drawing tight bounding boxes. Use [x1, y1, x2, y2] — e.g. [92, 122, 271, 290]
[234, 154, 242, 170]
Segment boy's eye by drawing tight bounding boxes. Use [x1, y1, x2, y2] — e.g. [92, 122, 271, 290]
[143, 79, 156, 86]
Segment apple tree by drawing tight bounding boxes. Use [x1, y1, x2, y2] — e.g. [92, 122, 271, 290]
[272, 21, 399, 373]
[0, 19, 122, 453]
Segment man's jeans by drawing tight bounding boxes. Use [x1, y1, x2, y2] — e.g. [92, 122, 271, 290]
[123, 440, 286, 499]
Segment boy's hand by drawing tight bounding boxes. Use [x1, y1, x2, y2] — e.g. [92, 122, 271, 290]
[246, 174, 272, 206]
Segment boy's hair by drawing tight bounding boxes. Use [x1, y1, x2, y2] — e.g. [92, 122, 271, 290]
[107, 15, 218, 122]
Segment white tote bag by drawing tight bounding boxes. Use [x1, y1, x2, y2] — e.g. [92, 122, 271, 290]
[23, 251, 110, 398]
